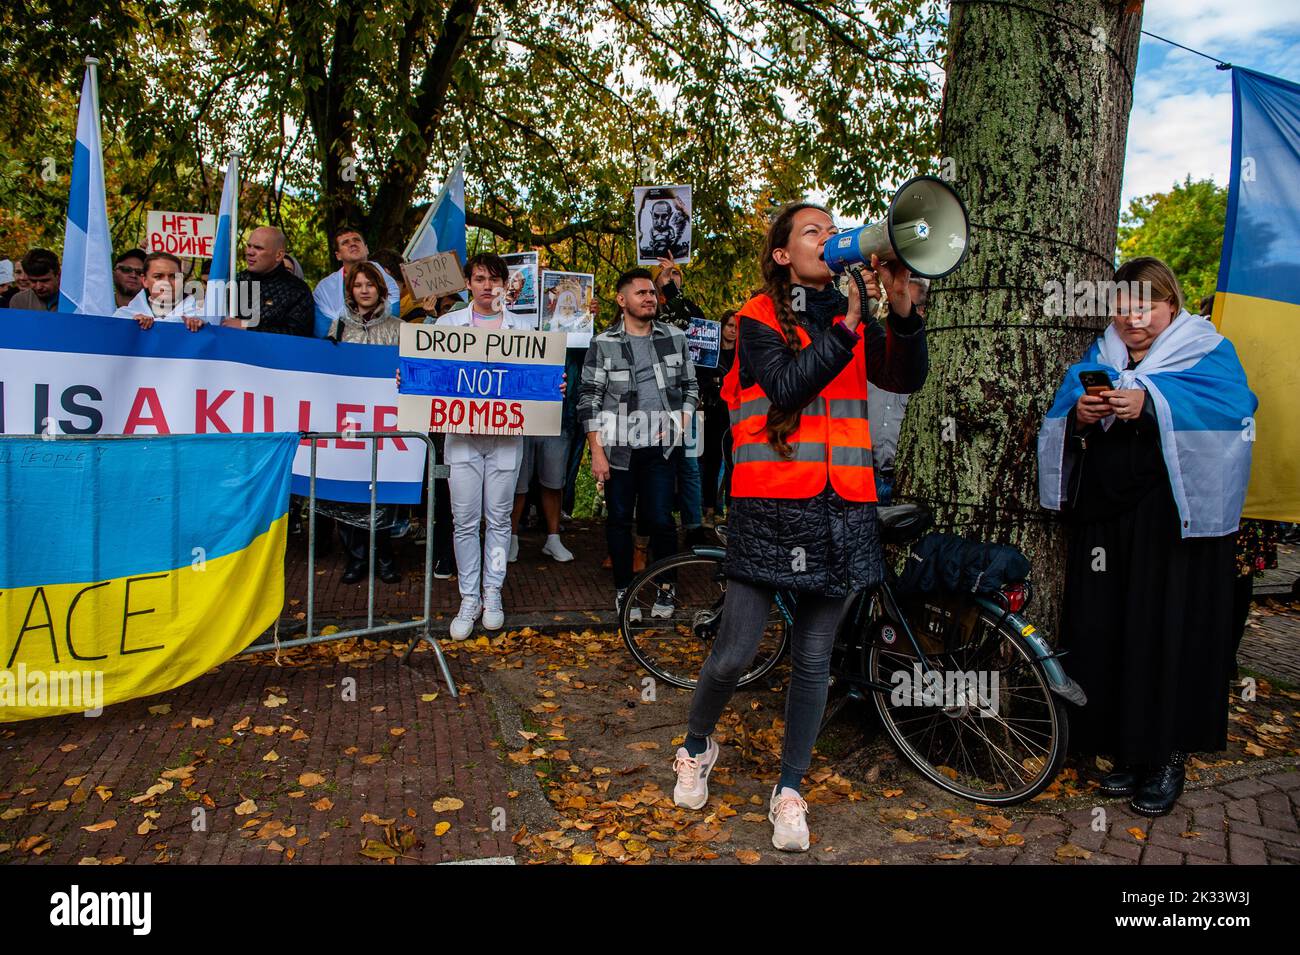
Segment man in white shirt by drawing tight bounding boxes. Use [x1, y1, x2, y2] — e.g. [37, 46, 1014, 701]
[311, 226, 400, 337]
[113, 252, 208, 331]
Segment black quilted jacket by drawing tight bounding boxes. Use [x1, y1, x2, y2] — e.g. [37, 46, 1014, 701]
[723, 285, 928, 596]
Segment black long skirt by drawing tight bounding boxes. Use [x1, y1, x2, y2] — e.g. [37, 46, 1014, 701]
[1059, 474, 1236, 765]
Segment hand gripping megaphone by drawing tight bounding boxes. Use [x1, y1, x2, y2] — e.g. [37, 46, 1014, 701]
[822, 175, 970, 279]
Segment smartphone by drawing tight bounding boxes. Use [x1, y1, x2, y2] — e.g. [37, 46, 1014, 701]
[1078, 370, 1112, 397]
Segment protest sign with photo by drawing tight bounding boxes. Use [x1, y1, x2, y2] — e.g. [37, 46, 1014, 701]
[634, 185, 692, 265]
[396, 323, 566, 436]
[401, 250, 465, 300]
[0, 310, 426, 504]
[540, 270, 595, 348]
[501, 251, 539, 327]
[145, 210, 218, 259]
[686, 316, 721, 368]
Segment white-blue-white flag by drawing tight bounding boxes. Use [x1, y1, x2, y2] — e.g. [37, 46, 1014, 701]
[404, 157, 467, 266]
[203, 154, 238, 319]
[58, 60, 115, 316]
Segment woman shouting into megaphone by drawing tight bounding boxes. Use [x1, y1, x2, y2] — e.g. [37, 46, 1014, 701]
[670, 202, 928, 851]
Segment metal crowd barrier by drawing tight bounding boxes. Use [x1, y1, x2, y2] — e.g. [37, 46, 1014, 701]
[241, 431, 457, 697]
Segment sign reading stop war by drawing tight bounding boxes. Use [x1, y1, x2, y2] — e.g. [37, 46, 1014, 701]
[396, 324, 567, 435]
[146, 211, 218, 259]
[401, 251, 465, 301]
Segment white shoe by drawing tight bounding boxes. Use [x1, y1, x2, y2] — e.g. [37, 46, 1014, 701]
[541, 534, 573, 562]
[651, 584, 676, 619]
[508, 535, 519, 563]
[617, 588, 641, 623]
[672, 739, 718, 810]
[481, 586, 505, 630]
[449, 596, 481, 641]
[768, 785, 810, 852]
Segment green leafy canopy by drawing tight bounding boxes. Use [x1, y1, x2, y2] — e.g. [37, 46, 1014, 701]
[2, 0, 946, 314]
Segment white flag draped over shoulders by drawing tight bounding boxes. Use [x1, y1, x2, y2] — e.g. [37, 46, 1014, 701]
[1038, 310, 1258, 538]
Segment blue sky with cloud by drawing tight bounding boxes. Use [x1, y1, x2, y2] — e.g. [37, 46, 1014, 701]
[1122, 0, 1300, 207]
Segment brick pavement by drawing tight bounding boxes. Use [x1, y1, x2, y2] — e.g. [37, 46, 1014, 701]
[482, 629, 1300, 866]
[0, 646, 514, 865]
[285, 521, 1300, 688]
[4, 521, 1296, 866]
[281, 519, 616, 629]
[1240, 542, 1300, 685]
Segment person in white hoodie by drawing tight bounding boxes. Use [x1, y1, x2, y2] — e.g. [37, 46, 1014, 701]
[113, 252, 209, 331]
[312, 226, 401, 336]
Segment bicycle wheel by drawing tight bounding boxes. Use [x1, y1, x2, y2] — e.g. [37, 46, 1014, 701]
[867, 594, 1069, 805]
[620, 551, 788, 690]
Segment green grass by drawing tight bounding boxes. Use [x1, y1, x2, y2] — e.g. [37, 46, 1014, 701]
[571, 448, 599, 520]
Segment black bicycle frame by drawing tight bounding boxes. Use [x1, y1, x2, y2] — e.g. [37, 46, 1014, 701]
[693, 543, 940, 696]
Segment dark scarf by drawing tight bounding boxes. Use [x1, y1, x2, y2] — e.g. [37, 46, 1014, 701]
[793, 283, 848, 330]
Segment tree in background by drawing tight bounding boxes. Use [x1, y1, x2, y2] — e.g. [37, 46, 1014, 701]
[896, 0, 1143, 631]
[1117, 176, 1227, 305]
[1, 0, 947, 316]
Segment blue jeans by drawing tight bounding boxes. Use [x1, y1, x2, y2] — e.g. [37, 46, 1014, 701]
[676, 448, 702, 529]
[606, 447, 680, 590]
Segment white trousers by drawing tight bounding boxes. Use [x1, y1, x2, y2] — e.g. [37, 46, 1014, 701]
[445, 433, 523, 599]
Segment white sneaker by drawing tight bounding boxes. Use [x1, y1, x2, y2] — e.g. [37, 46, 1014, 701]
[541, 534, 573, 562]
[672, 739, 718, 810]
[481, 586, 505, 630]
[508, 535, 519, 563]
[449, 596, 481, 641]
[768, 785, 810, 852]
[617, 588, 641, 623]
[651, 584, 676, 618]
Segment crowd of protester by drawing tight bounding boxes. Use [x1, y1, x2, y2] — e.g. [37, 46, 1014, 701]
[0, 217, 1287, 848]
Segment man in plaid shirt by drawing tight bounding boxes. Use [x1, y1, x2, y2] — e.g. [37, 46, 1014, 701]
[579, 268, 699, 615]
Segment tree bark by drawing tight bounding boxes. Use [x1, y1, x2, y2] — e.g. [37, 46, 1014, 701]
[895, 0, 1143, 634]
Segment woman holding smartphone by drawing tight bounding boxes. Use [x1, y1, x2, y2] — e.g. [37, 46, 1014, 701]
[1038, 257, 1256, 817]
[670, 202, 928, 851]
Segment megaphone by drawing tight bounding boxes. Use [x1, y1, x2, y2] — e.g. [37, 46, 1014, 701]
[822, 175, 970, 279]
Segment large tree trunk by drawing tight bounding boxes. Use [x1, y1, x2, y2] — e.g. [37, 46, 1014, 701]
[896, 0, 1143, 635]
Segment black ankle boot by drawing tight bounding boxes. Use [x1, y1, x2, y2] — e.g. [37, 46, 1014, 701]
[378, 560, 401, 585]
[341, 559, 366, 584]
[1099, 764, 1144, 797]
[1129, 751, 1186, 817]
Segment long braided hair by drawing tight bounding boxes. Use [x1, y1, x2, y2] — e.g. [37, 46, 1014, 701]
[758, 201, 831, 459]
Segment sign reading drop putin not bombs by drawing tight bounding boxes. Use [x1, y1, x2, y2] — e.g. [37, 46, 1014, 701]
[397, 324, 567, 435]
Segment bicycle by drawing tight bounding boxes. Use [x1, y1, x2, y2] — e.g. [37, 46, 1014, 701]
[618, 503, 1086, 805]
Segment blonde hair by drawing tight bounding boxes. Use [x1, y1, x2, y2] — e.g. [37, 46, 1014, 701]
[1113, 256, 1184, 313]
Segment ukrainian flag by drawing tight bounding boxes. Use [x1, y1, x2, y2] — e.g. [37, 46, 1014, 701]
[0, 434, 296, 721]
[1212, 67, 1300, 522]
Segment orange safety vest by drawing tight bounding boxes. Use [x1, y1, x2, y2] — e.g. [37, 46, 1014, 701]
[721, 293, 875, 502]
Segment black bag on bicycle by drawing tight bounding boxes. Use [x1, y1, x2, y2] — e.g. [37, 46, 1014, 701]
[896, 532, 1030, 596]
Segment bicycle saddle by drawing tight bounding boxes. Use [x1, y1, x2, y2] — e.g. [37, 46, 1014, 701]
[877, 502, 932, 544]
